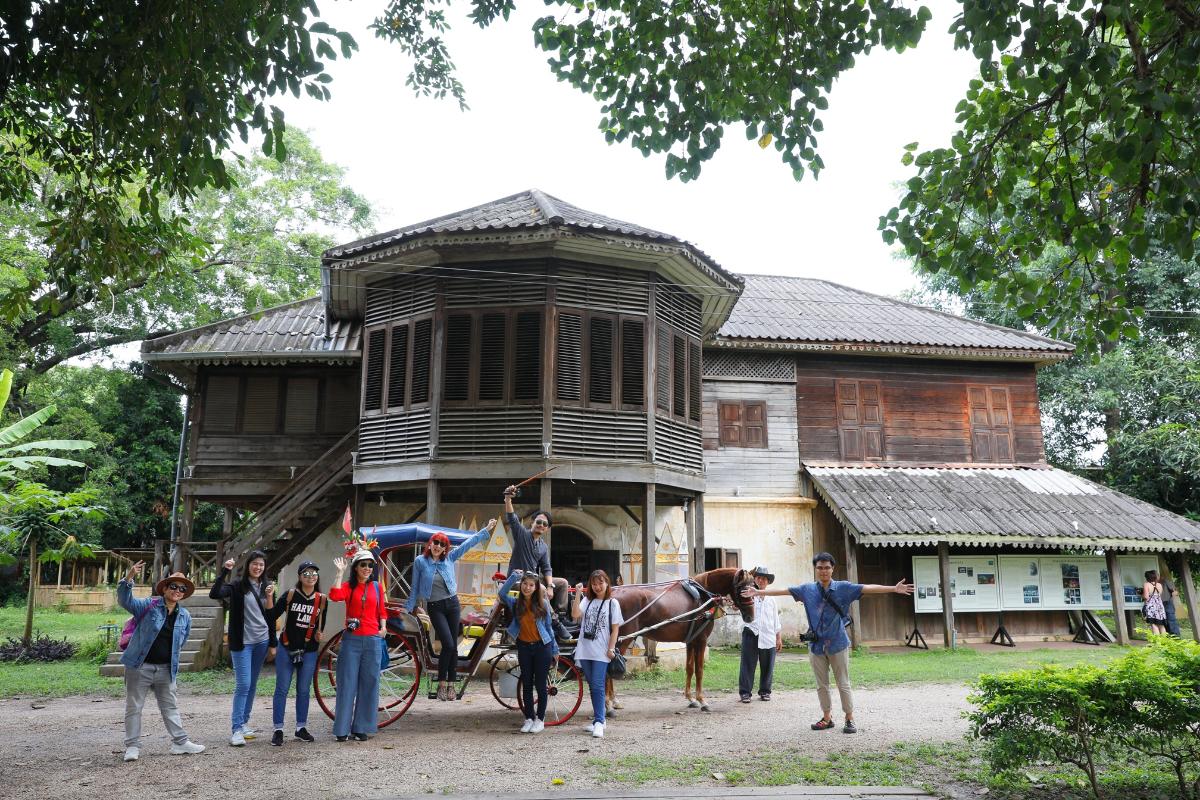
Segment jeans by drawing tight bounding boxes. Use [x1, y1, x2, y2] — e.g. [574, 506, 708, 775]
[273, 648, 319, 730]
[578, 658, 609, 725]
[333, 633, 381, 737]
[230, 639, 269, 733]
[124, 663, 189, 747]
[738, 627, 777, 697]
[427, 596, 461, 682]
[516, 639, 552, 721]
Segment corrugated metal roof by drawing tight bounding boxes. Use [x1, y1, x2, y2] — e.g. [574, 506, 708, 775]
[807, 465, 1200, 552]
[141, 297, 360, 363]
[715, 274, 1073, 355]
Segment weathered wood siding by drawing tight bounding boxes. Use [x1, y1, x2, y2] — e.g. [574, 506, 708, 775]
[702, 379, 800, 496]
[795, 355, 1044, 464]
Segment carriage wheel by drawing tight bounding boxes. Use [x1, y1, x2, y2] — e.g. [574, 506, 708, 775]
[314, 631, 421, 728]
[515, 656, 583, 726]
[487, 653, 521, 710]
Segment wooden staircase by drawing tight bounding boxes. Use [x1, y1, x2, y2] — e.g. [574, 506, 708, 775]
[100, 594, 225, 677]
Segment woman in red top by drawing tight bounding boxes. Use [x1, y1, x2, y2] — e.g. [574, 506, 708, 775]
[329, 548, 388, 741]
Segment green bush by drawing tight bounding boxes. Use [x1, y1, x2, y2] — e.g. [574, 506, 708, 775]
[969, 637, 1200, 800]
[75, 636, 111, 664]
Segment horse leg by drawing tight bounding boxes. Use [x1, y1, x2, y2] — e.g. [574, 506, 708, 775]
[694, 641, 710, 711]
[605, 672, 615, 717]
[684, 645, 699, 708]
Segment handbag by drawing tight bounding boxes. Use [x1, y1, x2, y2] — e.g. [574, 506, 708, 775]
[119, 598, 160, 651]
[607, 649, 627, 678]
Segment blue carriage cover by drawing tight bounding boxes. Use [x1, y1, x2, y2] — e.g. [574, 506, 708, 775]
[360, 522, 476, 553]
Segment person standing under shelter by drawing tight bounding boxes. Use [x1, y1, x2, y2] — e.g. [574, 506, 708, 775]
[738, 565, 782, 703]
[744, 551, 913, 734]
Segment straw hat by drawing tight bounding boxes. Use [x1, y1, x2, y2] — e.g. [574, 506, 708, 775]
[155, 572, 196, 599]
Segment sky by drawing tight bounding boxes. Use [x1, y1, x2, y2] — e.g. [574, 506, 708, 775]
[271, 0, 979, 299]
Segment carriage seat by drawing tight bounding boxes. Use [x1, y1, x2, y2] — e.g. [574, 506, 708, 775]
[392, 610, 488, 655]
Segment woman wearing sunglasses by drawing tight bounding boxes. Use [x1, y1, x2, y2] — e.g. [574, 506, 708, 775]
[405, 519, 498, 701]
[329, 548, 388, 741]
[264, 560, 327, 745]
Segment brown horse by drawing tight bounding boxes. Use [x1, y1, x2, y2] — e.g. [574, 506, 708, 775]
[605, 568, 755, 712]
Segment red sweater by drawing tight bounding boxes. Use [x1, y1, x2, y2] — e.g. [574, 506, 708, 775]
[329, 581, 388, 637]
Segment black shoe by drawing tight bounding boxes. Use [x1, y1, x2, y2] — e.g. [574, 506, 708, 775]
[271, 730, 284, 747]
[739, 694, 752, 704]
[335, 735, 349, 742]
[294, 727, 315, 743]
[843, 720, 857, 734]
[759, 694, 771, 701]
[351, 732, 370, 741]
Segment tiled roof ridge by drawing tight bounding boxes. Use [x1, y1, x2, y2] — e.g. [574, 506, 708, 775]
[143, 296, 320, 350]
[529, 188, 565, 226]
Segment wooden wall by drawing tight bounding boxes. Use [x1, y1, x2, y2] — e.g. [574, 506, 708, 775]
[701, 378, 800, 496]
[794, 355, 1044, 464]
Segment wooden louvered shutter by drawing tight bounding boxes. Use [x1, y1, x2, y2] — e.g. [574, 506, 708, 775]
[620, 319, 644, 409]
[687, 340, 701, 422]
[719, 401, 742, 445]
[969, 385, 1014, 463]
[837, 379, 883, 461]
[284, 378, 318, 434]
[513, 311, 542, 402]
[243, 376, 280, 433]
[324, 375, 358, 432]
[588, 316, 614, 404]
[556, 313, 582, 401]
[743, 401, 767, 447]
[411, 318, 432, 404]
[672, 334, 686, 417]
[859, 380, 883, 459]
[655, 324, 671, 411]
[363, 329, 386, 413]
[479, 313, 507, 401]
[387, 325, 408, 410]
[203, 375, 240, 433]
[444, 313, 472, 402]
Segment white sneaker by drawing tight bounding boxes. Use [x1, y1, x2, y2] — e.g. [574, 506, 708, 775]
[170, 740, 205, 755]
[123, 747, 140, 762]
[229, 731, 246, 747]
[592, 722, 605, 738]
[584, 721, 595, 734]
[530, 719, 545, 733]
[520, 718, 534, 733]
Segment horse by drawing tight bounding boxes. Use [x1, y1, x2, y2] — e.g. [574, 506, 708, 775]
[604, 567, 755, 712]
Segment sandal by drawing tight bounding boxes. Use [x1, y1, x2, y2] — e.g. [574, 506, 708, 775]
[810, 718, 835, 731]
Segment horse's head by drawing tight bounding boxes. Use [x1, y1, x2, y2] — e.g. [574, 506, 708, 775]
[730, 568, 756, 623]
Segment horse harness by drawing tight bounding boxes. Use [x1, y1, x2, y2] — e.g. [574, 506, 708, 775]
[617, 579, 729, 646]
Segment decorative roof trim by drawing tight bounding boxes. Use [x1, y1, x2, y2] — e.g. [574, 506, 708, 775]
[709, 336, 1072, 363]
[853, 535, 1199, 554]
[142, 350, 360, 365]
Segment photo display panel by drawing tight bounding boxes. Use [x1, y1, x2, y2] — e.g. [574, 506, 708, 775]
[999, 556, 1043, 608]
[1117, 554, 1161, 609]
[912, 555, 1000, 612]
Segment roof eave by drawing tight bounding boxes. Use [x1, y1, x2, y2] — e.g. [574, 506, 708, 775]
[707, 336, 1073, 364]
[141, 350, 361, 364]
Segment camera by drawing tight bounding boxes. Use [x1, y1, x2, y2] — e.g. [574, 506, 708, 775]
[581, 630, 596, 641]
[798, 629, 819, 643]
[346, 617, 360, 632]
[288, 648, 305, 665]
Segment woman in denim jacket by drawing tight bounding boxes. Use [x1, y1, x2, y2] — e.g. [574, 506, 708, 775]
[498, 569, 559, 733]
[405, 519, 497, 701]
[117, 561, 205, 762]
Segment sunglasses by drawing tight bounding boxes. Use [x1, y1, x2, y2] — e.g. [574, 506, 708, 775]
[300, 570, 319, 578]
[165, 583, 188, 593]
[531, 520, 548, 527]
[430, 542, 446, 549]
[355, 562, 375, 568]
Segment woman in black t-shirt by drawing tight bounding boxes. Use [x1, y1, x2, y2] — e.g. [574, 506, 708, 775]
[265, 560, 327, 745]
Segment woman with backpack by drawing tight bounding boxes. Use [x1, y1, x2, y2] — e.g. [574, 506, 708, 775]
[570, 569, 624, 738]
[116, 561, 206, 762]
[405, 519, 498, 701]
[329, 548, 388, 741]
[211, 550, 276, 747]
[265, 559, 327, 745]
[497, 568, 559, 733]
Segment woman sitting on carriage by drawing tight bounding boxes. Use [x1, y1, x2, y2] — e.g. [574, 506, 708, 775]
[497, 569, 559, 733]
[405, 518, 498, 701]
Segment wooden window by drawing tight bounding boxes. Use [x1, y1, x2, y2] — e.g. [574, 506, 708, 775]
[513, 311, 542, 402]
[655, 324, 671, 411]
[836, 379, 883, 461]
[203, 375, 240, 433]
[284, 378, 319, 434]
[588, 316, 614, 405]
[687, 341, 702, 422]
[672, 334, 686, 417]
[478, 313, 507, 401]
[387, 325, 409, 410]
[443, 313, 473, 402]
[363, 328, 386, 413]
[556, 312, 583, 401]
[620, 318, 645, 410]
[718, 401, 768, 448]
[243, 375, 280, 433]
[968, 385, 1014, 463]
[411, 318, 433, 405]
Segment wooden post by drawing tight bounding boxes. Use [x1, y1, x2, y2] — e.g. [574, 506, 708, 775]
[152, 540, 165, 585]
[174, 495, 195, 573]
[693, 494, 705, 575]
[56, 559, 63, 589]
[539, 478, 552, 550]
[641, 484, 656, 583]
[425, 480, 439, 527]
[103, 555, 110, 586]
[1106, 549, 1130, 645]
[843, 528, 863, 649]
[937, 542, 955, 649]
[1176, 553, 1200, 644]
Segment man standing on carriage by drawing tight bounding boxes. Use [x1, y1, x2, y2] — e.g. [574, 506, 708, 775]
[743, 551, 913, 734]
[502, 485, 570, 617]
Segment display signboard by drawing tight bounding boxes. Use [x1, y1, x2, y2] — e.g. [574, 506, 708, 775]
[912, 556, 1000, 613]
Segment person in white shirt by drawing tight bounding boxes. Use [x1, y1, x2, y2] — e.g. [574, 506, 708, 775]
[570, 570, 625, 738]
[739, 566, 782, 702]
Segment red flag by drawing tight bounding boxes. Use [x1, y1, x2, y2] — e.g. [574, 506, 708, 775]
[341, 503, 352, 535]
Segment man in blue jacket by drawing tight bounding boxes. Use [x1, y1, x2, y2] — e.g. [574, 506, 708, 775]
[117, 561, 206, 762]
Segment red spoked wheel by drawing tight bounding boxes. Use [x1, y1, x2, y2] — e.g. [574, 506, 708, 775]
[515, 655, 584, 726]
[314, 631, 421, 728]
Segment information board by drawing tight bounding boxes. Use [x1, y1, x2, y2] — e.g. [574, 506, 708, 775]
[912, 555, 1001, 613]
[1118, 555, 1161, 609]
[998, 556, 1043, 608]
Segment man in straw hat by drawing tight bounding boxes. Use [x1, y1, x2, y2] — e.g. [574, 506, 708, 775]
[116, 561, 206, 762]
[738, 566, 783, 703]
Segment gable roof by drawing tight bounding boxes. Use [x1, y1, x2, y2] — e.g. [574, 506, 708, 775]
[807, 465, 1200, 552]
[713, 274, 1073, 362]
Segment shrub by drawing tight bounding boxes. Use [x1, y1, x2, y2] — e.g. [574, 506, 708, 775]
[0, 634, 77, 662]
[75, 636, 112, 664]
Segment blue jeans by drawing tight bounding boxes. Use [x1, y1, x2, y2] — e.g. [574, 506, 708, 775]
[333, 633, 381, 737]
[578, 658, 609, 725]
[273, 648, 318, 730]
[230, 639, 269, 733]
[516, 639, 552, 721]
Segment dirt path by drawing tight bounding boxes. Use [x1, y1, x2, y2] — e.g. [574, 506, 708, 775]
[0, 684, 970, 798]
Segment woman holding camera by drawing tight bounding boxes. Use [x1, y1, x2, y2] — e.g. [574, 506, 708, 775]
[329, 548, 388, 741]
[570, 569, 624, 738]
[211, 550, 276, 747]
[405, 519, 498, 701]
[498, 569, 559, 733]
[265, 560, 327, 745]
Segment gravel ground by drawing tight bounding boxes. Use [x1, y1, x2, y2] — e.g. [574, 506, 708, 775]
[0, 683, 970, 798]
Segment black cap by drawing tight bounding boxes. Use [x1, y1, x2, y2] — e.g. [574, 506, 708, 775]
[297, 560, 320, 573]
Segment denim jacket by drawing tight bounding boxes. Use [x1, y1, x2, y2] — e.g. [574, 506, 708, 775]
[117, 580, 192, 681]
[497, 572, 559, 654]
[405, 527, 492, 613]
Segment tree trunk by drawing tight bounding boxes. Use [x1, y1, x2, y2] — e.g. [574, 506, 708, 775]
[23, 539, 37, 644]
